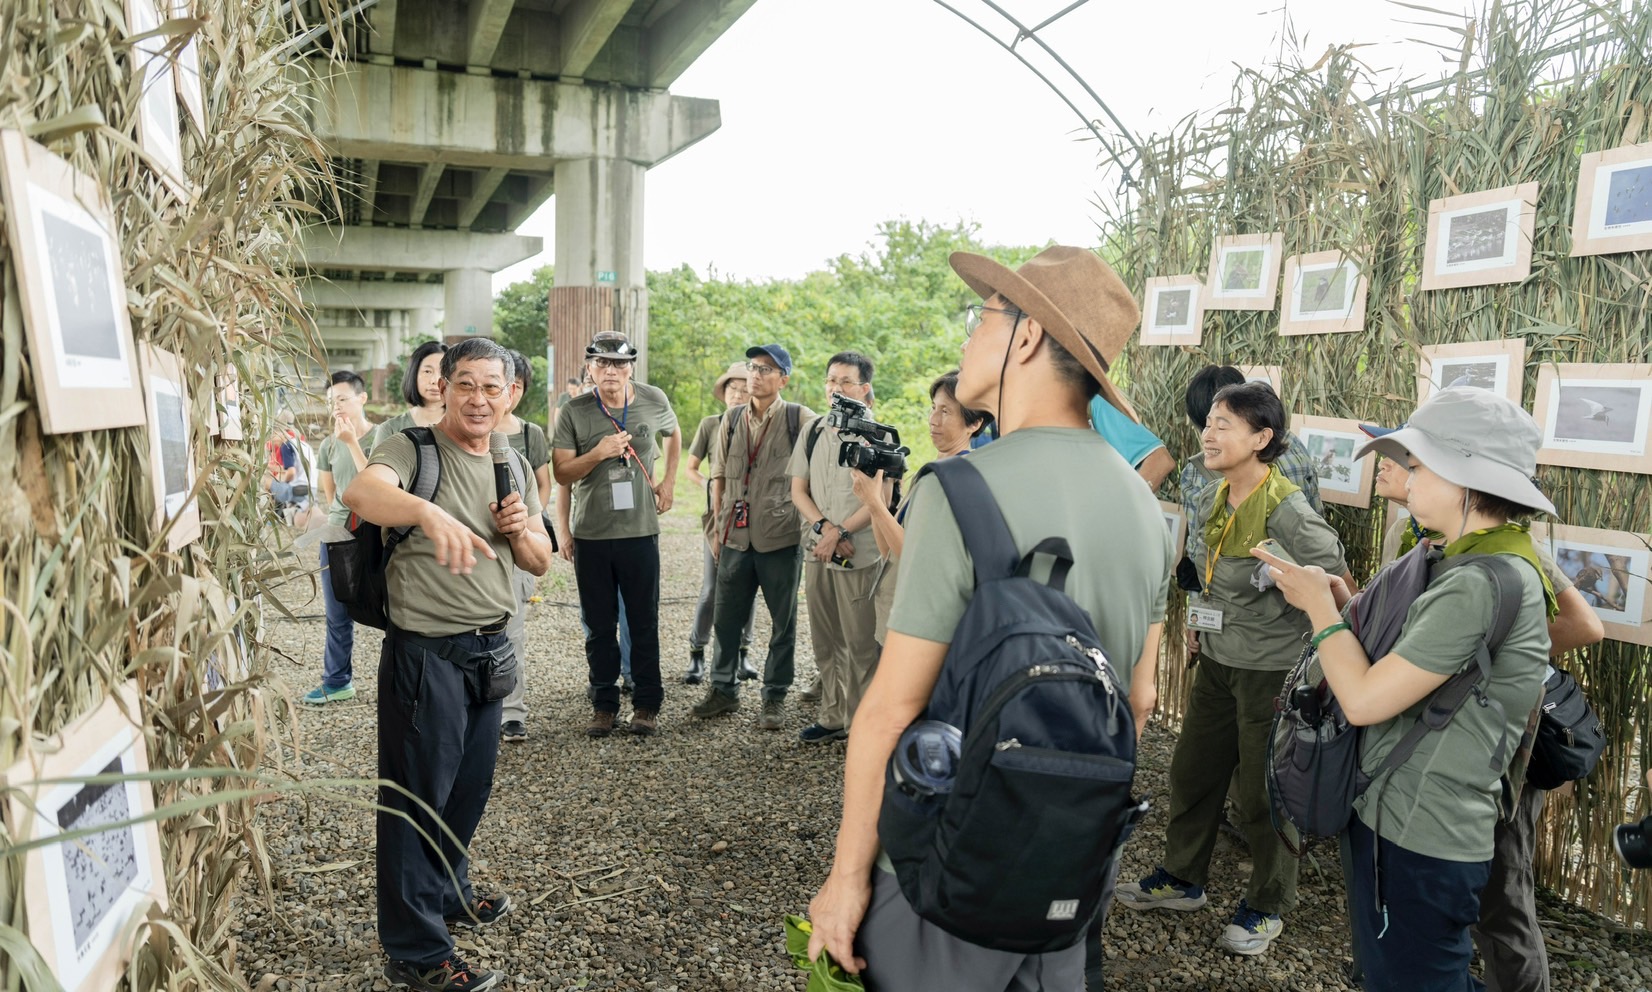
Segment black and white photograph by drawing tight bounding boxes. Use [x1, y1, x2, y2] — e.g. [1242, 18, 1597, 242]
[1445, 206, 1514, 265]
[1140, 275, 1205, 345]
[1422, 184, 1538, 289]
[1550, 384, 1645, 448]
[1203, 233, 1282, 310]
[54, 756, 142, 957]
[1417, 340, 1524, 405]
[142, 344, 202, 550]
[1291, 414, 1375, 506]
[41, 204, 123, 365]
[1573, 144, 1652, 255]
[1534, 364, 1652, 474]
[152, 376, 192, 517]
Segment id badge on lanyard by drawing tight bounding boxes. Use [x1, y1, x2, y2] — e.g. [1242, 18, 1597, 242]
[608, 464, 636, 511]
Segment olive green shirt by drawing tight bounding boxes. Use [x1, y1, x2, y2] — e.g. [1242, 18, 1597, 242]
[788, 418, 878, 567]
[551, 383, 679, 541]
[1192, 490, 1346, 672]
[316, 427, 376, 526]
[369, 427, 543, 636]
[888, 427, 1173, 692]
[1381, 513, 1575, 595]
[1353, 556, 1550, 861]
[713, 400, 815, 554]
[689, 413, 723, 518]
[505, 419, 550, 471]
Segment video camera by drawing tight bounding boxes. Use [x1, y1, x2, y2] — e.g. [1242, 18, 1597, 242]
[1617, 814, 1652, 870]
[827, 394, 910, 478]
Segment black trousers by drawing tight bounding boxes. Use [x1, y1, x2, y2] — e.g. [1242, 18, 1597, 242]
[376, 626, 506, 966]
[710, 544, 802, 701]
[575, 535, 662, 712]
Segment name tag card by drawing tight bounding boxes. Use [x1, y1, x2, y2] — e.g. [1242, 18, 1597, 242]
[609, 465, 635, 511]
[1187, 605, 1225, 633]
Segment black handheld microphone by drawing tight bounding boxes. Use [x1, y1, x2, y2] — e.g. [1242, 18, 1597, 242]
[489, 432, 518, 509]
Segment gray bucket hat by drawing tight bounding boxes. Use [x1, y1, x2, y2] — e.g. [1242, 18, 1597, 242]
[1354, 388, 1554, 516]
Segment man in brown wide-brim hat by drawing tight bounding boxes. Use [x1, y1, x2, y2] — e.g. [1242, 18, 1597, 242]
[806, 246, 1175, 991]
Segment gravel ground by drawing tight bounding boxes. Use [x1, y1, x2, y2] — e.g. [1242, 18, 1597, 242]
[237, 511, 1650, 991]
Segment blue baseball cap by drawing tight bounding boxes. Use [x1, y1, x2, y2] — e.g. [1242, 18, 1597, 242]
[745, 344, 793, 376]
[1358, 422, 1403, 438]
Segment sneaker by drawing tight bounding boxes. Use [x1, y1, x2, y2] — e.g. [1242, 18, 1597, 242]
[757, 699, 784, 731]
[384, 955, 501, 991]
[737, 649, 759, 681]
[500, 720, 527, 743]
[689, 689, 740, 719]
[629, 709, 658, 736]
[1114, 867, 1208, 912]
[444, 892, 511, 929]
[302, 683, 355, 706]
[1219, 899, 1284, 955]
[798, 723, 847, 744]
[799, 677, 822, 704]
[587, 710, 616, 738]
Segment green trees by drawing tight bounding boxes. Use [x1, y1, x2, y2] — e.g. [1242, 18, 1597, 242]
[493, 265, 556, 424]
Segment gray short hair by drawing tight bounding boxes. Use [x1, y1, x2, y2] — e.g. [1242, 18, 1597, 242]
[441, 337, 513, 380]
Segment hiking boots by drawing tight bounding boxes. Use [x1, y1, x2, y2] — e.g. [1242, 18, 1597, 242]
[1115, 867, 1208, 912]
[500, 720, 527, 743]
[757, 699, 785, 731]
[587, 710, 617, 738]
[444, 892, 511, 929]
[798, 677, 822, 704]
[629, 709, 659, 736]
[683, 651, 706, 684]
[737, 649, 759, 681]
[384, 955, 501, 991]
[1219, 899, 1284, 956]
[689, 690, 740, 719]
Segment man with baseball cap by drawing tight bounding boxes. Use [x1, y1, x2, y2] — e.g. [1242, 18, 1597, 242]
[682, 361, 759, 684]
[552, 331, 680, 737]
[806, 246, 1173, 990]
[691, 343, 815, 731]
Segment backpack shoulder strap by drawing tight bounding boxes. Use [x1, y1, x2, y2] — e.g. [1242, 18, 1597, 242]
[805, 416, 827, 463]
[786, 402, 802, 447]
[914, 456, 1018, 586]
[724, 404, 746, 451]
[387, 427, 441, 550]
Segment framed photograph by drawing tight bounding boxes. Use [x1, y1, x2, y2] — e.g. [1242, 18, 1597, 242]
[1, 682, 169, 991]
[0, 131, 146, 434]
[208, 365, 243, 441]
[1203, 233, 1283, 311]
[1417, 339, 1526, 406]
[142, 344, 202, 550]
[1280, 251, 1368, 336]
[1237, 365, 1283, 396]
[1569, 142, 1652, 257]
[169, 1, 207, 136]
[1531, 363, 1652, 474]
[1530, 523, 1652, 645]
[1138, 275, 1205, 346]
[1158, 500, 1187, 558]
[1290, 414, 1376, 507]
[1420, 183, 1539, 290]
[126, 0, 187, 194]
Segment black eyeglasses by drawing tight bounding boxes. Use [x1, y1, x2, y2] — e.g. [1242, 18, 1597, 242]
[964, 304, 1025, 337]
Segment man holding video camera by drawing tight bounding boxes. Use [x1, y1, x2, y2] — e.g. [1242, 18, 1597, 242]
[788, 352, 896, 743]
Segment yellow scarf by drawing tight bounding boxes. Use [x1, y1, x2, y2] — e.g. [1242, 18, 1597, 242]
[1443, 521, 1560, 621]
[1204, 464, 1301, 586]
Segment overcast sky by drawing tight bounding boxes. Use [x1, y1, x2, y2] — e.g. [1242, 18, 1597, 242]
[494, 0, 1472, 290]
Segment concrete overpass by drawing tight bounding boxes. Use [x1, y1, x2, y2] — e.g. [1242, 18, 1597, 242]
[298, 0, 757, 393]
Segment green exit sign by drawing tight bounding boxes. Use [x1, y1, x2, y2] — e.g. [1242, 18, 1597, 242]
[596, 270, 617, 284]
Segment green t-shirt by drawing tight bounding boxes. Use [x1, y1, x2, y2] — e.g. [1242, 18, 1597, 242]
[505, 419, 550, 470]
[367, 410, 421, 450]
[788, 418, 878, 567]
[551, 383, 679, 540]
[887, 427, 1174, 692]
[316, 427, 376, 526]
[1193, 491, 1346, 671]
[1353, 555, 1549, 861]
[368, 427, 543, 636]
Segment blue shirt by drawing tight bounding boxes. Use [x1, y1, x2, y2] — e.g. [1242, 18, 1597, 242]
[1088, 395, 1166, 469]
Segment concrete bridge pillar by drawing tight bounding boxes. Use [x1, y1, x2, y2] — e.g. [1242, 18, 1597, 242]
[443, 267, 494, 339]
[552, 154, 650, 382]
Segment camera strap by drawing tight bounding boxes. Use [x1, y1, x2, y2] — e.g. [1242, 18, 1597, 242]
[719, 412, 777, 546]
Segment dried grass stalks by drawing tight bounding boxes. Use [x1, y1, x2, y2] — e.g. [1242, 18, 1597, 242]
[1100, 2, 1652, 928]
[1, 0, 344, 987]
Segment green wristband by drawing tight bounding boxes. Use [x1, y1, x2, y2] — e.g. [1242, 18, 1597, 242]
[1312, 621, 1351, 649]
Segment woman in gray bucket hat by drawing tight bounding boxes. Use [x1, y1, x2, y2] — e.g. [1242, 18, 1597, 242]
[1253, 387, 1557, 992]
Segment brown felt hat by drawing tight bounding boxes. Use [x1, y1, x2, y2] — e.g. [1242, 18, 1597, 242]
[949, 246, 1143, 421]
[713, 361, 749, 399]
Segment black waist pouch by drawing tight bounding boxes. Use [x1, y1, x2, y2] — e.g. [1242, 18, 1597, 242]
[1527, 668, 1605, 790]
[447, 638, 519, 705]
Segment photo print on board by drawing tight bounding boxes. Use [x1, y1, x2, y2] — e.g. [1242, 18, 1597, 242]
[1139, 275, 1205, 346]
[1531, 523, 1652, 645]
[1417, 339, 1526, 406]
[1203, 233, 1283, 311]
[1158, 500, 1188, 558]
[126, 0, 187, 195]
[1290, 414, 1376, 506]
[1571, 142, 1652, 256]
[1420, 183, 1539, 290]
[1280, 251, 1368, 335]
[141, 344, 202, 550]
[1532, 363, 1652, 475]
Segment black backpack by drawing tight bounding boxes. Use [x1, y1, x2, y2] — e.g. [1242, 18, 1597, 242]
[1267, 543, 1526, 849]
[877, 457, 1146, 957]
[325, 427, 531, 630]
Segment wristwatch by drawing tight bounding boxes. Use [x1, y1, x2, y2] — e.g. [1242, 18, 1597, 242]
[812, 518, 831, 535]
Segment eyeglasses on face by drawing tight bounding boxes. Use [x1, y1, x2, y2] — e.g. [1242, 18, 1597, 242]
[591, 358, 633, 371]
[450, 381, 507, 399]
[964, 304, 1025, 337]
[826, 376, 863, 389]
[745, 362, 782, 377]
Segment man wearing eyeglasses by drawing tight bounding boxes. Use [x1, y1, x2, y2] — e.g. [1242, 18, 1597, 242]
[552, 331, 681, 738]
[691, 344, 816, 730]
[345, 336, 553, 992]
[787, 351, 890, 743]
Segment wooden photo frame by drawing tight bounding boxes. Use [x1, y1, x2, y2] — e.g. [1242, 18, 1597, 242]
[142, 344, 202, 550]
[126, 0, 187, 195]
[169, 1, 207, 136]
[1158, 500, 1188, 559]
[207, 365, 243, 441]
[1290, 413, 1376, 507]
[1531, 363, 1652, 475]
[0, 131, 146, 434]
[1416, 339, 1526, 406]
[1420, 183, 1539, 290]
[1569, 142, 1652, 257]
[1280, 251, 1368, 336]
[1203, 233, 1283, 311]
[1, 682, 169, 991]
[1237, 365, 1283, 396]
[1138, 275, 1205, 346]
[1530, 523, 1652, 645]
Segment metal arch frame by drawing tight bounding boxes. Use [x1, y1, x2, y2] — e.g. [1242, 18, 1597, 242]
[927, 0, 1144, 187]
